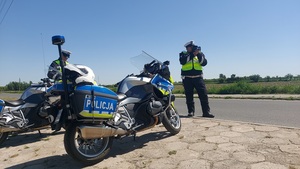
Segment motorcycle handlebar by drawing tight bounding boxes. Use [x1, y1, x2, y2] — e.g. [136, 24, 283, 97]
[40, 78, 53, 87]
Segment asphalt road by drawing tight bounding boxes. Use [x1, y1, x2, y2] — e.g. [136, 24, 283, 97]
[1, 93, 300, 128]
[175, 98, 300, 128]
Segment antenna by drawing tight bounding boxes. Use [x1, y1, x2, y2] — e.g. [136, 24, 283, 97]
[40, 33, 46, 77]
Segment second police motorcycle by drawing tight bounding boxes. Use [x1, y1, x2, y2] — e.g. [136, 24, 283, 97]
[0, 78, 61, 145]
[48, 35, 181, 165]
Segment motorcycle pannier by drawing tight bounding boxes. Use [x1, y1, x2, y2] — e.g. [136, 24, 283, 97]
[71, 85, 118, 119]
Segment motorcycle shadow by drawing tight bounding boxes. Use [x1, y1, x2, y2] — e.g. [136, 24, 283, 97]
[5, 131, 173, 168]
[109, 130, 172, 157]
[0, 130, 64, 148]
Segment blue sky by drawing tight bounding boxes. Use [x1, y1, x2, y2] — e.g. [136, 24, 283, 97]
[0, 0, 299, 86]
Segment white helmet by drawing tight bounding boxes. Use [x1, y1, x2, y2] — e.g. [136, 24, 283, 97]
[62, 49, 72, 58]
[75, 64, 97, 85]
[184, 40, 196, 48]
[64, 64, 97, 85]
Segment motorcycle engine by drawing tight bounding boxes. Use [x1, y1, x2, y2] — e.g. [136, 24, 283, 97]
[147, 99, 163, 115]
[114, 106, 135, 130]
[39, 101, 58, 123]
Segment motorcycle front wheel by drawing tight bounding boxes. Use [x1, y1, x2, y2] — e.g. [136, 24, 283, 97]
[162, 105, 181, 135]
[64, 123, 114, 166]
[0, 132, 9, 145]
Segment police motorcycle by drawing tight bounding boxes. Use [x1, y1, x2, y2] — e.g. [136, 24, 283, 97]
[0, 78, 62, 145]
[49, 35, 181, 165]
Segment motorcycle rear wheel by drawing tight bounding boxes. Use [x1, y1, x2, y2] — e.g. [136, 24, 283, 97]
[0, 132, 9, 145]
[64, 123, 114, 166]
[162, 105, 181, 135]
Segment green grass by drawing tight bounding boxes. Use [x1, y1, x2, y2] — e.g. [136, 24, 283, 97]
[174, 81, 300, 94]
[2, 81, 300, 98]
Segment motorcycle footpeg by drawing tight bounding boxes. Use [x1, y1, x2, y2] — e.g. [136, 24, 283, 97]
[131, 123, 144, 132]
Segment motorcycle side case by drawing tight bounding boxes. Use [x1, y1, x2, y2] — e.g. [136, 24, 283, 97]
[71, 85, 118, 119]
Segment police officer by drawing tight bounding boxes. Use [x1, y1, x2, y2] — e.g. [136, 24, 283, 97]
[46, 49, 71, 133]
[179, 41, 214, 118]
[47, 49, 71, 81]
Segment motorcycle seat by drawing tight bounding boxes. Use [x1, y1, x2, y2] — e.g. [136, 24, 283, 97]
[4, 99, 25, 107]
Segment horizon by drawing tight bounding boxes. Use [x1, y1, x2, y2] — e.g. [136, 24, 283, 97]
[1, 72, 299, 87]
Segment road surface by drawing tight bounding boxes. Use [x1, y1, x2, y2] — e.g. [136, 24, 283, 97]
[175, 98, 300, 128]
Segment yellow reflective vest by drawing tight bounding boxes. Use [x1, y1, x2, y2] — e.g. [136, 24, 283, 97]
[181, 56, 202, 71]
[54, 60, 69, 72]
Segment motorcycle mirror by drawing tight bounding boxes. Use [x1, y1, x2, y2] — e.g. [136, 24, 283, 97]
[163, 61, 170, 65]
[52, 35, 65, 45]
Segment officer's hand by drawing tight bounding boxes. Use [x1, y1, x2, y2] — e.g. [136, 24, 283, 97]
[193, 50, 199, 55]
[197, 54, 203, 62]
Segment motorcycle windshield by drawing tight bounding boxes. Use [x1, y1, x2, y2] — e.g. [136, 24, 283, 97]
[130, 51, 162, 73]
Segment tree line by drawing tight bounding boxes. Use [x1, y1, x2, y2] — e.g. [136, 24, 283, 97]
[1, 73, 299, 92]
[205, 73, 300, 84]
[0, 81, 32, 91]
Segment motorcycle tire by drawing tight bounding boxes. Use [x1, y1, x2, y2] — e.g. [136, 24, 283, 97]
[162, 105, 181, 135]
[0, 132, 9, 145]
[64, 123, 114, 166]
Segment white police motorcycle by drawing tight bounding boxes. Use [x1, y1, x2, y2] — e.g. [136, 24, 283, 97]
[48, 35, 181, 165]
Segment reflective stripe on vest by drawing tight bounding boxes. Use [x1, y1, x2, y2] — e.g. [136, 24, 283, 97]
[182, 56, 202, 71]
[55, 60, 69, 72]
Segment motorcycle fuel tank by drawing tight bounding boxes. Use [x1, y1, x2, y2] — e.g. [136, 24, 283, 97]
[46, 83, 72, 93]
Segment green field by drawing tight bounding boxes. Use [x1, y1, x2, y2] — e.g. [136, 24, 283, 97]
[173, 81, 300, 94]
[1, 81, 300, 97]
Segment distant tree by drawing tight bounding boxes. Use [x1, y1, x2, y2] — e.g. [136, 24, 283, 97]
[284, 74, 293, 81]
[265, 76, 271, 82]
[5, 81, 31, 91]
[226, 74, 236, 83]
[249, 74, 261, 82]
[218, 74, 226, 83]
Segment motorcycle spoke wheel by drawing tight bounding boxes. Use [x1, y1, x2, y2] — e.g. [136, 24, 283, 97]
[162, 106, 181, 135]
[64, 123, 114, 165]
[75, 135, 110, 158]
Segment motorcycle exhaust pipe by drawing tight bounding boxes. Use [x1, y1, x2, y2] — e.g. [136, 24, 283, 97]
[78, 125, 128, 139]
[0, 126, 20, 132]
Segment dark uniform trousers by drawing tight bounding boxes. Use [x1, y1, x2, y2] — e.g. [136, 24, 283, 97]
[183, 76, 210, 115]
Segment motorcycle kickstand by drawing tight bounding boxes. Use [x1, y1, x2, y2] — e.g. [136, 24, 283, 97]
[38, 130, 42, 137]
[133, 133, 136, 141]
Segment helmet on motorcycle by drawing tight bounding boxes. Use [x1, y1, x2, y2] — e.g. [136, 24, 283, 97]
[62, 49, 71, 58]
[184, 40, 195, 48]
